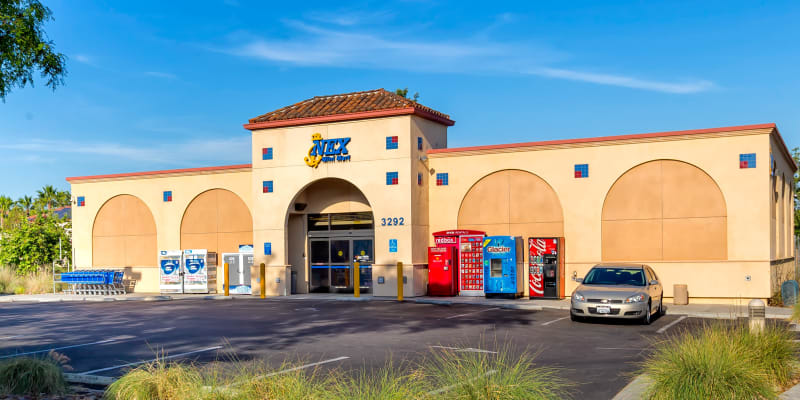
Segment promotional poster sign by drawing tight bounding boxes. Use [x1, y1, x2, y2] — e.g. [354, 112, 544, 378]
[222, 252, 253, 295]
[159, 250, 183, 293]
[182, 249, 208, 293]
[528, 238, 558, 298]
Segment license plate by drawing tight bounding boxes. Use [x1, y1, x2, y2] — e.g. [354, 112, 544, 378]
[596, 305, 611, 314]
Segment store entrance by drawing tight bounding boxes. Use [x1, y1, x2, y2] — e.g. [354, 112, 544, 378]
[307, 212, 374, 293]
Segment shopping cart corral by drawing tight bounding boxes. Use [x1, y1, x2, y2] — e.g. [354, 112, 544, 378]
[57, 270, 126, 295]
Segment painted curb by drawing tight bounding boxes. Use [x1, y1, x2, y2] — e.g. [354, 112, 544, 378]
[413, 299, 453, 306]
[143, 295, 172, 301]
[64, 373, 115, 386]
[611, 374, 652, 400]
[501, 304, 543, 311]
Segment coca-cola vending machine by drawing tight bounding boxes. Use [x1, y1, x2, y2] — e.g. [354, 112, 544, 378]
[432, 230, 486, 296]
[428, 246, 458, 296]
[528, 237, 564, 299]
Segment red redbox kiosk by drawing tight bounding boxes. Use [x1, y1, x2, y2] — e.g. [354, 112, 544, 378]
[528, 237, 565, 299]
[427, 246, 458, 296]
[432, 230, 486, 296]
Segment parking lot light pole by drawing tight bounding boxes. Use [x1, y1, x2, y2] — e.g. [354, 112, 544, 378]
[397, 261, 403, 302]
[354, 262, 360, 298]
[260, 263, 266, 299]
[224, 263, 229, 297]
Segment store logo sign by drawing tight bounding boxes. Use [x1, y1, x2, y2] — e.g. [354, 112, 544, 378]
[486, 246, 511, 254]
[305, 133, 351, 168]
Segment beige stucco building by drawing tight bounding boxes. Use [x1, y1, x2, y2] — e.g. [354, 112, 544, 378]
[67, 89, 796, 303]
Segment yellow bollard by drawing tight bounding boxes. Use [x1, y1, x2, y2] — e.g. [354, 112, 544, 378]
[354, 262, 360, 298]
[224, 262, 229, 297]
[260, 263, 266, 299]
[397, 261, 403, 302]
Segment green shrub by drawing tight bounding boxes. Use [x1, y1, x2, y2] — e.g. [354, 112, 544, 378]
[642, 324, 796, 399]
[0, 356, 67, 396]
[233, 364, 327, 400]
[105, 358, 203, 400]
[420, 343, 573, 400]
[13, 285, 25, 295]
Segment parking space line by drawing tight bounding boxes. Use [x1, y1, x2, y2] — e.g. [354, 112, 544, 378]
[657, 316, 687, 334]
[444, 307, 499, 319]
[430, 345, 498, 354]
[0, 335, 23, 340]
[261, 356, 350, 378]
[541, 316, 569, 326]
[78, 346, 223, 375]
[0, 337, 128, 359]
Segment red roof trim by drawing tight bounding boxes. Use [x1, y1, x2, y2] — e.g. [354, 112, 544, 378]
[243, 107, 455, 130]
[66, 164, 252, 182]
[428, 123, 778, 154]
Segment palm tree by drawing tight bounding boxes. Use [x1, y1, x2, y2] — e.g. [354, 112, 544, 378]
[36, 185, 59, 210]
[16, 196, 34, 216]
[56, 190, 71, 207]
[0, 196, 13, 230]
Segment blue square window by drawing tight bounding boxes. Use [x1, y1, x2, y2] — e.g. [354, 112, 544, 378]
[418, 172, 423, 185]
[263, 180, 273, 193]
[740, 153, 756, 169]
[436, 173, 448, 186]
[77, 196, 85, 207]
[163, 191, 172, 202]
[574, 164, 589, 178]
[417, 137, 423, 150]
[262, 147, 273, 160]
[386, 136, 399, 150]
[386, 172, 399, 185]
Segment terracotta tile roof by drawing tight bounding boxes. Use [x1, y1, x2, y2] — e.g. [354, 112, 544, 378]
[244, 89, 454, 129]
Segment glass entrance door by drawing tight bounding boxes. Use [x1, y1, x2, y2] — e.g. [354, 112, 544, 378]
[330, 239, 350, 291]
[310, 239, 330, 293]
[353, 239, 373, 293]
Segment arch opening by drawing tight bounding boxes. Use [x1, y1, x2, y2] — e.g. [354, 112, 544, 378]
[92, 194, 157, 268]
[180, 188, 254, 258]
[601, 160, 727, 261]
[286, 178, 374, 295]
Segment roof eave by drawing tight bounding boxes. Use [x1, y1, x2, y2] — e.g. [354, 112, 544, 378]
[243, 107, 454, 131]
[66, 164, 252, 183]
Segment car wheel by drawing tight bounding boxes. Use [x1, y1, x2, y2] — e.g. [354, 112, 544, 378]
[570, 312, 581, 322]
[642, 301, 652, 325]
[657, 297, 664, 316]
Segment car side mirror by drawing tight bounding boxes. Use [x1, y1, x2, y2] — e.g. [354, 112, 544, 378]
[649, 279, 659, 286]
[574, 277, 583, 283]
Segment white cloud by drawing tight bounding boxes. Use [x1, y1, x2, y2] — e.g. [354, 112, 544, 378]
[144, 71, 178, 79]
[305, 10, 395, 26]
[0, 137, 251, 166]
[219, 18, 714, 94]
[526, 67, 714, 94]
[72, 54, 96, 66]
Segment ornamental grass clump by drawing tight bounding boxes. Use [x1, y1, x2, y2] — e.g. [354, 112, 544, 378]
[0, 355, 67, 396]
[420, 342, 573, 400]
[642, 324, 797, 400]
[326, 361, 425, 400]
[105, 357, 203, 400]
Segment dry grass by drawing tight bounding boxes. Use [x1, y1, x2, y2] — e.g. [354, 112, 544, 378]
[0, 265, 57, 294]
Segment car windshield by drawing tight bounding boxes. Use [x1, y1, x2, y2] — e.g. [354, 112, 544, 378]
[583, 267, 645, 286]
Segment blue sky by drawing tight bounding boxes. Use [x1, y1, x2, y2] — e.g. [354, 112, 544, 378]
[1, 0, 798, 199]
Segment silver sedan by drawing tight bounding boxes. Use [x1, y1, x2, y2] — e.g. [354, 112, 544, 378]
[570, 264, 663, 324]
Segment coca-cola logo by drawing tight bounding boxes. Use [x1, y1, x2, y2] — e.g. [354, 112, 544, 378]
[486, 246, 510, 253]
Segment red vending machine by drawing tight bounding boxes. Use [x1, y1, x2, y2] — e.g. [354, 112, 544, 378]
[528, 237, 565, 299]
[427, 246, 458, 296]
[432, 230, 485, 296]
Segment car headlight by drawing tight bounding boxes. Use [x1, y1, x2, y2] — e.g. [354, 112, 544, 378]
[624, 294, 646, 303]
[573, 292, 585, 301]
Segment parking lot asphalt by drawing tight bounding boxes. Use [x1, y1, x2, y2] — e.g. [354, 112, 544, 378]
[0, 297, 767, 399]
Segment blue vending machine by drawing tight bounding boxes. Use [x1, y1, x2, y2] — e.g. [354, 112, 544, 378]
[483, 236, 524, 298]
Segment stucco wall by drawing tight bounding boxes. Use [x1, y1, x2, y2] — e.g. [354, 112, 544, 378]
[428, 127, 777, 300]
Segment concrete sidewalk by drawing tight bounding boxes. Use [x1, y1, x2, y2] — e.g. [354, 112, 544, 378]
[2, 292, 793, 319]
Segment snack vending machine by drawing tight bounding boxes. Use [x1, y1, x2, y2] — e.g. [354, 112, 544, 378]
[427, 246, 458, 296]
[528, 237, 564, 299]
[482, 236, 524, 298]
[432, 230, 486, 296]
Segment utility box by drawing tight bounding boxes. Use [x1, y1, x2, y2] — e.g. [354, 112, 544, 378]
[781, 280, 799, 306]
[674, 284, 689, 305]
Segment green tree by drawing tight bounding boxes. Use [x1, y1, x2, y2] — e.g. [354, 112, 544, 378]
[0, 213, 70, 273]
[0, 195, 13, 230]
[0, 0, 67, 101]
[394, 87, 419, 102]
[15, 195, 33, 216]
[35, 184, 58, 210]
[55, 189, 70, 207]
